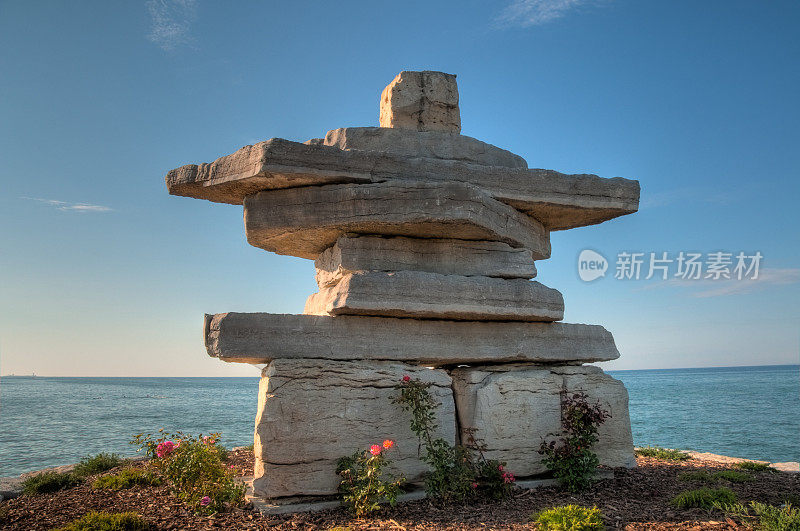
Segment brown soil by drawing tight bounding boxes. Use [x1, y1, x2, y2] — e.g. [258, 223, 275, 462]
[1, 449, 797, 530]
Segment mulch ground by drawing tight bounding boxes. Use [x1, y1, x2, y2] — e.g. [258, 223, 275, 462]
[1, 449, 797, 530]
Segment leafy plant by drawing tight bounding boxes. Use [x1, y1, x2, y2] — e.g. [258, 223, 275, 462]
[22, 471, 82, 495]
[734, 461, 776, 473]
[538, 392, 610, 492]
[678, 470, 716, 484]
[714, 470, 754, 483]
[131, 430, 244, 513]
[92, 468, 162, 490]
[53, 511, 151, 530]
[671, 487, 737, 510]
[337, 439, 403, 516]
[394, 376, 515, 502]
[73, 453, 125, 477]
[532, 504, 605, 530]
[635, 446, 691, 461]
[715, 501, 800, 530]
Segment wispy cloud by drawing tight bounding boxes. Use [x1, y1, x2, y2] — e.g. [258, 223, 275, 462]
[640, 187, 742, 209]
[495, 0, 599, 28]
[23, 197, 113, 213]
[634, 268, 800, 298]
[146, 0, 197, 52]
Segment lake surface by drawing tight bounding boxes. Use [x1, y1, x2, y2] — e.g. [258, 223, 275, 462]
[1, 365, 797, 476]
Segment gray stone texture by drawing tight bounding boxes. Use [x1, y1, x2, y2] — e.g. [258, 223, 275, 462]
[165, 138, 639, 230]
[315, 236, 537, 288]
[243, 180, 551, 260]
[204, 313, 621, 365]
[252, 359, 455, 498]
[314, 127, 526, 168]
[451, 364, 636, 477]
[304, 271, 564, 321]
[379, 71, 461, 133]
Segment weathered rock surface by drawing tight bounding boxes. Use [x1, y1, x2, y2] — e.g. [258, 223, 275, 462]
[312, 127, 526, 168]
[379, 71, 460, 133]
[165, 138, 639, 230]
[304, 271, 563, 321]
[451, 364, 636, 477]
[204, 313, 620, 365]
[252, 359, 455, 498]
[243, 180, 550, 260]
[315, 236, 537, 288]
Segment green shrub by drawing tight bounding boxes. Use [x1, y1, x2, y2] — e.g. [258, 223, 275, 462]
[73, 453, 125, 477]
[532, 505, 604, 530]
[131, 431, 245, 513]
[337, 441, 403, 516]
[635, 446, 690, 461]
[92, 468, 161, 490]
[394, 376, 515, 502]
[538, 392, 611, 492]
[671, 487, 737, 510]
[714, 470, 753, 483]
[22, 471, 82, 495]
[715, 501, 800, 530]
[53, 511, 151, 530]
[734, 461, 776, 473]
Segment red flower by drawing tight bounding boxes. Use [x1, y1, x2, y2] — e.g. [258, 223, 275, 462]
[471, 482, 478, 489]
[382, 439, 394, 449]
[402, 375, 411, 382]
[369, 444, 382, 456]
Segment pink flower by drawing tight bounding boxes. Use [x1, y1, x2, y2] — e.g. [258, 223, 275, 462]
[402, 375, 411, 382]
[498, 464, 504, 472]
[156, 440, 175, 458]
[229, 464, 235, 469]
[502, 471, 516, 484]
[369, 444, 382, 456]
[200, 496, 211, 506]
[382, 439, 394, 449]
[471, 482, 478, 489]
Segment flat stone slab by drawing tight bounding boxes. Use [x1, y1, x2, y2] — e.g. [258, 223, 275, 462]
[204, 313, 620, 365]
[451, 364, 636, 477]
[310, 127, 526, 168]
[244, 180, 550, 260]
[304, 271, 563, 321]
[165, 138, 639, 230]
[379, 70, 460, 133]
[316, 236, 537, 288]
[252, 359, 455, 498]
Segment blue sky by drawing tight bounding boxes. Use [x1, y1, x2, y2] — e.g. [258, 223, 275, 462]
[1, 0, 798, 376]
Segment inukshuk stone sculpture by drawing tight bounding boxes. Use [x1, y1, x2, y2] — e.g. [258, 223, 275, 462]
[165, 71, 641, 502]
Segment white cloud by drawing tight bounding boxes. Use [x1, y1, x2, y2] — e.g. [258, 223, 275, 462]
[495, 0, 597, 27]
[23, 197, 112, 213]
[146, 0, 197, 52]
[692, 268, 800, 298]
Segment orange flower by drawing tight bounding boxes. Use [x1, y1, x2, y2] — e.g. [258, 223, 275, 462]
[369, 444, 382, 456]
[382, 439, 394, 449]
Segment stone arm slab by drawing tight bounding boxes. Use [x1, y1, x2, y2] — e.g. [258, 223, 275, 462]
[204, 312, 621, 366]
[166, 138, 640, 230]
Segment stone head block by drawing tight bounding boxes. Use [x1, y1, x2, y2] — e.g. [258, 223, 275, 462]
[379, 71, 461, 133]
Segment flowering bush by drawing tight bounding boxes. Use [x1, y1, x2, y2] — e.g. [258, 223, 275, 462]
[394, 376, 515, 502]
[538, 392, 610, 492]
[131, 430, 245, 513]
[337, 440, 403, 516]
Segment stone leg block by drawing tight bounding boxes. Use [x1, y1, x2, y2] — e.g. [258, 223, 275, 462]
[253, 359, 455, 499]
[451, 365, 635, 477]
[379, 71, 460, 133]
[315, 235, 536, 287]
[304, 271, 563, 321]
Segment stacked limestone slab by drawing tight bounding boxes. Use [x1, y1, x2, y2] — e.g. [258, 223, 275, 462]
[166, 70, 640, 501]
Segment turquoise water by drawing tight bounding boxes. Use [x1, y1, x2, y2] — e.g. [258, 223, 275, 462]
[0, 365, 797, 477]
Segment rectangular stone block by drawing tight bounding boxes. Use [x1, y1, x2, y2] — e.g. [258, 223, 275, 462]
[379, 71, 460, 133]
[204, 313, 620, 365]
[253, 359, 455, 498]
[165, 138, 640, 230]
[315, 236, 537, 287]
[244, 180, 550, 260]
[304, 271, 563, 321]
[451, 365, 636, 477]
